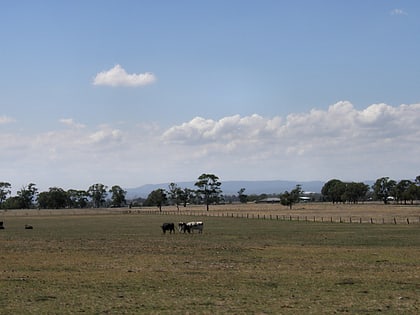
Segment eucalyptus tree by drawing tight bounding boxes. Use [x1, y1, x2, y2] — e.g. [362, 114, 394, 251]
[168, 182, 182, 210]
[321, 179, 346, 203]
[341, 182, 369, 203]
[0, 182, 11, 206]
[280, 184, 302, 209]
[67, 189, 89, 208]
[145, 188, 167, 211]
[109, 185, 127, 208]
[372, 177, 397, 204]
[238, 188, 248, 203]
[37, 187, 69, 209]
[179, 187, 195, 207]
[88, 183, 108, 208]
[17, 183, 38, 209]
[194, 173, 222, 211]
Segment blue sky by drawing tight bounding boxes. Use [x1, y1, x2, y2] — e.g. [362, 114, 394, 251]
[1, 1, 419, 193]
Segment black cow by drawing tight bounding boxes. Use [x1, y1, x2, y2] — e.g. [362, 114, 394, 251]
[0, 221, 4, 229]
[25, 224, 33, 229]
[161, 223, 175, 234]
[178, 222, 190, 234]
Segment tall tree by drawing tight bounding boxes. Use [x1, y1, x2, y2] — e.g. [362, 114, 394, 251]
[195, 173, 222, 211]
[109, 185, 127, 208]
[37, 187, 69, 209]
[372, 177, 396, 204]
[342, 182, 369, 203]
[17, 183, 38, 209]
[395, 180, 418, 205]
[280, 184, 302, 209]
[321, 179, 346, 203]
[67, 189, 89, 208]
[145, 189, 167, 211]
[0, 182, 11, 206]
[179, 188, 194, 207]
[238, 188, 248, 203]
[168, 183, 182, 210]
[88, 183, 108, 208]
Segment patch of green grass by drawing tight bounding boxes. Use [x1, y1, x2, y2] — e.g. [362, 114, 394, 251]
[0, 214, 419, 314]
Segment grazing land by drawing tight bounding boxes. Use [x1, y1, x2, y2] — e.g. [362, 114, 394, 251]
[0, 203, 419, 314]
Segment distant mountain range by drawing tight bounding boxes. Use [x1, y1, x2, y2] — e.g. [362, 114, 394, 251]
[125, 180, 326, 199]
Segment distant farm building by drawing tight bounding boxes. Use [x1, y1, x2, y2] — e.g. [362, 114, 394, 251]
[256, 197, 281, 203]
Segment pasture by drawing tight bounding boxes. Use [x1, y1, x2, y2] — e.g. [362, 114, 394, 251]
[0, 204, 419, 314]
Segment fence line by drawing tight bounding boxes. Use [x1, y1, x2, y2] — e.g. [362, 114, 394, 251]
[129, 210, 419, 225]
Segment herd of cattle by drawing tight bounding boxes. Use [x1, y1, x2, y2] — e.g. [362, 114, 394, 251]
[1, 220, 201, 234]
[161, 221, 204, 234]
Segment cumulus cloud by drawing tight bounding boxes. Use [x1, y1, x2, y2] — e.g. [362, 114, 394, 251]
[88, 128, 123, 145]
[0, 115, 15, 124]
[92, 64, 156, 87]
[391, 9, 408, 16]
[2, 102, 420, 192]
[162, 101, 420, 159]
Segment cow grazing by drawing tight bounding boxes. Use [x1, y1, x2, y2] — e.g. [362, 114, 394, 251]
[188, 221, 204, 234]
[178, 222, 190, 234]
[178, 222, 187, 233]
[24, 224, 33, 229]
[179, 221, 203, 234]
[161, 223, 175, 234]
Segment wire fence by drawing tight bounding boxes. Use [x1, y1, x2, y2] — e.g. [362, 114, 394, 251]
[131, 209, 420, 225]
[2, 207, 419, 225]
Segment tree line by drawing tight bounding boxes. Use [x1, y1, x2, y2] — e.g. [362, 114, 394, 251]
[1, 174, 419, 210]
[321, 176, 420, 205]
[0, 182, 128, 210]
[0, 174, 223, 211]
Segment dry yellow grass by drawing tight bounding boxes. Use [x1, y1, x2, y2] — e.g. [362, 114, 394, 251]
[2, 202, 419, 224]
[158, 201, 420, 224]
[1, 212, 419, 314]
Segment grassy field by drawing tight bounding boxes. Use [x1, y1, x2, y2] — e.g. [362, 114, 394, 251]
[0, 205, 419, 314]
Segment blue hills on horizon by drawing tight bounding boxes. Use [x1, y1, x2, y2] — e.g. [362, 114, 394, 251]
[125, 180, 326, 199]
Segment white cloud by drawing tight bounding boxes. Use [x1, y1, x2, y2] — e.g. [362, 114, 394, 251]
[1, 102, 420, 192]
[163, 102, 420, 149]
[59, 118, 85, 129]
[161, 102, 420, 180]
[0, 115, 16, 124]
[391, 9, 408, 16]
[92, 64, 156, 87]
[88, 128, 123, 145]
